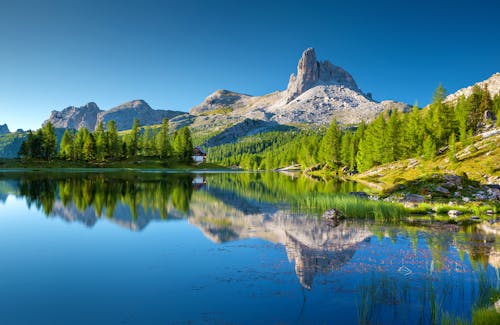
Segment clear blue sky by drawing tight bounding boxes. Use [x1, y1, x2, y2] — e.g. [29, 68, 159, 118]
[1, 0, 499, 131]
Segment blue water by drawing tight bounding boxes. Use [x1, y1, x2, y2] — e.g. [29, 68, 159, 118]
[0, 172, 498, 324]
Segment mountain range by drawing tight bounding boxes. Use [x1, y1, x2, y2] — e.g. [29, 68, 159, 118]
[1, 48, 499, 157]
[41, 48, 411, 138]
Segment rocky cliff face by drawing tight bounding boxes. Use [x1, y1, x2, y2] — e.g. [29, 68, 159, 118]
[0, 124, 10, 135]
[96, 100, 183, 131]
[285, 47, 360, 103]
[445, 72, 500, 103]
[45, 100, 185, 131]
[46, 102, 102, 130]
[188, 48, 407, 133]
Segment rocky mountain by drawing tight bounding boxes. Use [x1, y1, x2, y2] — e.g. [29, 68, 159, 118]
[0, 124, 10, 135]
[284, 47, 360, 103]
[45, 100, 185, 131]
[187, 48, 410, 143]
[96, 100, 183, 131]
[47, 102, 102, 130]
[445, 72, 500, 103]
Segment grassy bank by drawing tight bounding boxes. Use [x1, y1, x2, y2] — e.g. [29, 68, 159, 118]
[0, 158, 229, 171]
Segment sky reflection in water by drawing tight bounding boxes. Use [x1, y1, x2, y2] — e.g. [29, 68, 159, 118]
[0, 172, 498, 324]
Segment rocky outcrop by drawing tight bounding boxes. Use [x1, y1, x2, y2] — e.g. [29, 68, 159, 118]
[0, 124, 9, 135]
[445, 72, 500, 103]
[44, 100, 185, 131]
[188, 48, 409, 134]
[46, 102, 102, 130]
[190, 89, 251, 115]
[285, 48, 360, 103]
[96, 99, 184, 131]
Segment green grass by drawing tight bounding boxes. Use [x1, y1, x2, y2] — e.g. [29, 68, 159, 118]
[0, 158, 229, 171]
[291, 193, 408, 221]
[198, 107, 233, 116]
[472, 307, 500, 325]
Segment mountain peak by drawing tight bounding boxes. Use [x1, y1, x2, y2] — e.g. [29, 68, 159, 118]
[109, 99, 151, 112]
[46, 102, 102, 130]
[0, 124, 9, 135]
[445, 72, 500, 103]
[285, 48, 360, 103]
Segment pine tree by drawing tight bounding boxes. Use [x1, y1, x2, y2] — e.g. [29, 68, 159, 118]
[60, 129, 74, 160]
[428, 84, 452, 147]
[401, 105, 423, 158]
[478, 86, 493, 123]
[448, 132, 457, 163]
[73, 128, 89, 161]
[128, 118, 140, 158]
[494, 94, 500, 127]
[172, 127, 193, 163]
[156, 118, 172, 159]
[423, 136, 437, 160]
[468, 85, 483, 131]
[18, 131, 33, 158]
[41, 122, 57, 160]
[319, 119, 341, 165]
[141, 127, 155, 157]
[340, 132, 352, 167]
[454, 95, 471, 143]
[94, 121, 107, 161]
[83, 132, 96, 161]
[384, 109, 401, 163]
[106, 120, 120, 160]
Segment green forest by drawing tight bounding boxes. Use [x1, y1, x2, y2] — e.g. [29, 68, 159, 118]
[208, 85, 500, 171]
[18, 118, 194, 164]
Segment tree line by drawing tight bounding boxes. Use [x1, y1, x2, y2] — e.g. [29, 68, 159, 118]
[17, 173, 194, 218]
[18, 118, 194, 163]
[208, 84, 499, 171]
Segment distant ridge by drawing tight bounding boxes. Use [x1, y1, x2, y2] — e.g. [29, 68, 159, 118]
[0, 124, 9, 135]
[445, 72, 500, 103]
[45, 100, 185, 131]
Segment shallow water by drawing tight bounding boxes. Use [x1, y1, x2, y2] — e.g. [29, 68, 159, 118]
[0, 171, 498, 324]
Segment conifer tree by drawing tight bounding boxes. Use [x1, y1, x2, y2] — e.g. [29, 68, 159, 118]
[73, 128, 89, 160]
[141, 127, 155, 157]
[468, 85, 483, 131]
[172, 127, 193, 163]
[448, 132, 457, 163]
[106, 120, 120, 160]
[384, 109, 401, 163]
[319, 119, 341, 165]
[156, 118, 172, 159]
[478, 86, 493, 123]
[59, 129, 74, 160]
[423, 136, 437, 160]
[128, 118, 140, 158]
[340, 132, 352, 167]
[454, 96, 471, 143]
[83, 132, 96, 161]
[41, 122, 57, 160]
[401, 105, 423, 158]
[94, 121, 107, 161]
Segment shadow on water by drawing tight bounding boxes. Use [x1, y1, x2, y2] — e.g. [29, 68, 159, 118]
[0, 171, 499, 323]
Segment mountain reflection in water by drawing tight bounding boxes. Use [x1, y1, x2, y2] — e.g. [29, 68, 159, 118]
[0, 171, 499, 293]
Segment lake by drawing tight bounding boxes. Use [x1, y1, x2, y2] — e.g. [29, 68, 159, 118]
[0, 171, 498, 324]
